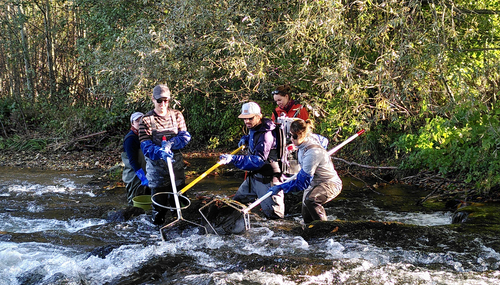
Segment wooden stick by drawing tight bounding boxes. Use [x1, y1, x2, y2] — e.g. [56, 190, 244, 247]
[333, 157, 398, 170]
[73, 131, 107, 142]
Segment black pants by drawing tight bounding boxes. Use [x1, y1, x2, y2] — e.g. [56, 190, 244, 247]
[150, 186, 176, 225]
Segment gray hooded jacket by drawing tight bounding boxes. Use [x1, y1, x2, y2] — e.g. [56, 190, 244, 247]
[297, 137, 342, 189]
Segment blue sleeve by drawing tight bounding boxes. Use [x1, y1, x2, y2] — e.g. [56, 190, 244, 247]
[140, 140, 163, 161]
[280, 169, 313, 193]
[169, 131, 191, 150]
[240, 135, 249, 144]
[231, 154, 266, 171]
[124, 135, 142, 172]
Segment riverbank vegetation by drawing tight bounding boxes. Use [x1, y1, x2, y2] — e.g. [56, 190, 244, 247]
[0, 0, 499, 196]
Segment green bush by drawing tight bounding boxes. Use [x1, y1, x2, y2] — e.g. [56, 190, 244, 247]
[0, 135, 48, 151]
[394, 107, 500, 191]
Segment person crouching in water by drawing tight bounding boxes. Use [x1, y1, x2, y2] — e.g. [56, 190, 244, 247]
[269, 119, 342, 223]
[219, 102, 284, 219]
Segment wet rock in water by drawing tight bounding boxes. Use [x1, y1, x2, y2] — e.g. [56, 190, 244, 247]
[452, 211, 469, 224]
[17, 266, 47, 285]
[301, 220, 410, 239]
[445, 199, 464, 210]
[453, 203, 500, 225]
[104, 206, 145, 222]
[161, 222, 208, 240]
[107, 254, 198, 284]
[40, 272, 85, 285]
[300, 220, 461, 250]
[88, 244, 123, 259]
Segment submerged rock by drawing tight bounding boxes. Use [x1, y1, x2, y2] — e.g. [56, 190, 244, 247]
[17, 266, 47, 285]
[40, 272, 86, 285]
[88, 244, 123, 259]
[453, 203, 500, 225]
[104, 206, 146, 222]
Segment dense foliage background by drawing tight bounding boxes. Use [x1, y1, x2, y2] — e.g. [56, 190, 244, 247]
[0, 0, 499, 192]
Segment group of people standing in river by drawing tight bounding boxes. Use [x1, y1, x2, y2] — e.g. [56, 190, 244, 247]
[121, 83, 343, 225]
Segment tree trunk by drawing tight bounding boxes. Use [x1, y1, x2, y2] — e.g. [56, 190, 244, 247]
[17, 2, 34, 99]
[36, 0, 56, 98]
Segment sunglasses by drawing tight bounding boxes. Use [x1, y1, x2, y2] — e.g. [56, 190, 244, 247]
[156, 98, 169, 104]
[271, 90, 280, 95]
[289, 132, 298, 140]
[243, 116, 255, 121]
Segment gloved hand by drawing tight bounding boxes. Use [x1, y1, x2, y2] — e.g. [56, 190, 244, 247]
[269, 185, 282, 195]
[135, 169, 149, 186]
[280, 169, 312, 193]
[161, 139, 174, 152]
[238, 136, 247, 147]
[160, 137, 175, 161]
[219, 154, 233, 165]
[160, 148, 174, 161]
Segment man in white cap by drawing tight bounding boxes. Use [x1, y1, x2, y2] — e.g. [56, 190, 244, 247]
[138, 84, 191, 225]
[122, 111, 149, 206]
[219, 102, 285, 219]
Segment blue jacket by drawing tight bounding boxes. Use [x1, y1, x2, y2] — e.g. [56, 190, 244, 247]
[123, 130, 143, 172]
[232, 118, 276, 171]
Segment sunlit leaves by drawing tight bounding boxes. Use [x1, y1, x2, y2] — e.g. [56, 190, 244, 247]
[19, 0, 500, 189]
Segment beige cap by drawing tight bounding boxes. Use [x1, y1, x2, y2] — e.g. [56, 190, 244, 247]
[238, 102, 261, 119]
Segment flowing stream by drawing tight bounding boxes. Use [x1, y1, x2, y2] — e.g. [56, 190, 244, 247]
[1, 160, 500, 285]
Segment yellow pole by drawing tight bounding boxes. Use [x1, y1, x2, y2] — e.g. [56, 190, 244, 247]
[178, 145, 244, 195]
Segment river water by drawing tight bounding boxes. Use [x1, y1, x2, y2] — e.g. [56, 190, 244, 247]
[1, 161, 500, 285]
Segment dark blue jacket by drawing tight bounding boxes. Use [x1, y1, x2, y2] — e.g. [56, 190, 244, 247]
[123, 130, 142, 172]
[232, 118, 276, 172]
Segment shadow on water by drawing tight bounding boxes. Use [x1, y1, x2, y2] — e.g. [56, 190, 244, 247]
[1, 160, 500, 284]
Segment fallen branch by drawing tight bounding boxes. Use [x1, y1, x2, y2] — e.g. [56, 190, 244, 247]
[73, 131, 107, 142]
[333, 157, 398, 170]
[371, 172, 389, 183]
[50, 131, 108, 151]
[420, 189, 476, 203]
[416, 181, 446, 206]
[347, 170, 384, 196]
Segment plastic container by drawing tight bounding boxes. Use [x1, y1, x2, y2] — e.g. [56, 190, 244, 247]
[132, 195, 152, 211]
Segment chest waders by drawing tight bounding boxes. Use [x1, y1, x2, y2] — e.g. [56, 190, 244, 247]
[122, 132, 149, 205]
[149, 112, 186, 225]
[298, 144, 334, 223]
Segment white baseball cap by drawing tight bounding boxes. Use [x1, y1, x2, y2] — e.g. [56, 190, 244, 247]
[130, 112, 144, 123]
[238, 102, 261, 119]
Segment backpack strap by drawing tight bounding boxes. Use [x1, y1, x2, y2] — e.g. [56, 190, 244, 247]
[249, 127, 283, 178]
[292, 105, 303, 118]
[274, 125, 286, 172]
[272, 109, 279, 121]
